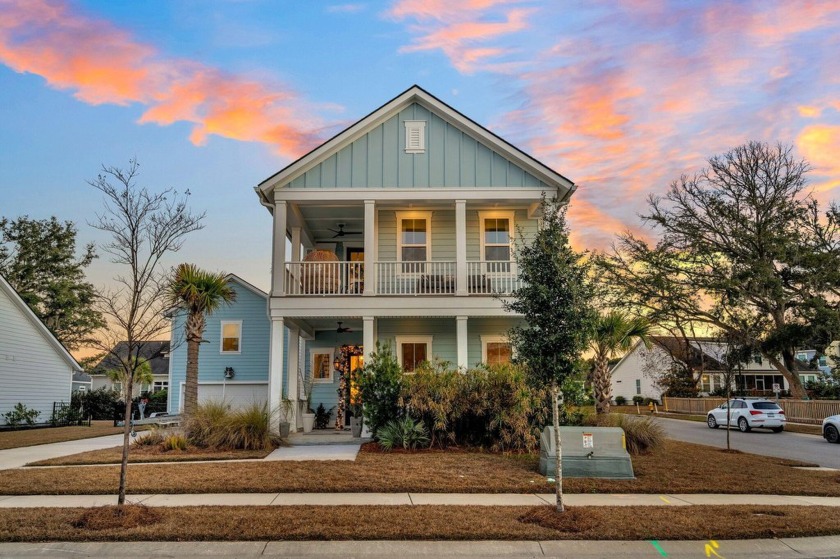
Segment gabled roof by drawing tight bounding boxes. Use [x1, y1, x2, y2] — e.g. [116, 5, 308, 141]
[91, 340, 170, 376]
[256, 85, 575, 202]
[0, 273, 82, 372]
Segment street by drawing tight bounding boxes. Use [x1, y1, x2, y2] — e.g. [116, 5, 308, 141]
[656, 416, 840, 469]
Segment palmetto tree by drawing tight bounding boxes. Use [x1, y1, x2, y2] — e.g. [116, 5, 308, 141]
[167, 264, 236, 416]
[591, 312, 652, 414]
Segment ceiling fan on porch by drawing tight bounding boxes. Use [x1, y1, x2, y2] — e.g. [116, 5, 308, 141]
[328, 223, 362, 238]
[336, 321, 352, 334]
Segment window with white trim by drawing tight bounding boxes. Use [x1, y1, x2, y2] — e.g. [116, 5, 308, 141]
[481, 335, 512, 366]
[479, 211, 514, 272]
[396, 211, 432, 272]
[221, 321, 242, 353]
[396, 336, 433, 373]
[311, 349, 334, 383]
[153, 381, 169, 392]
[635, 379, 642, 395]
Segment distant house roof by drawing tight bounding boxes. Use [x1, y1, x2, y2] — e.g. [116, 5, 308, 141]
[645, 336, 811, 373]
[0, 273, 82, 372]
[72, 371, 92, 384]
[91, 340, 170, 376]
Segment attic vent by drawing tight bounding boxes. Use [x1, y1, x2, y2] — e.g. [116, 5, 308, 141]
[404, 120, 426, 154]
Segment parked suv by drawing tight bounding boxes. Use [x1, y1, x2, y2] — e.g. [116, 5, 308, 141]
[823, 415, 840, 443]
[706, 399, 786, 433]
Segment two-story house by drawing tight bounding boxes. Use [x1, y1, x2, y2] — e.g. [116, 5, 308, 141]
[255, 86, 575, 429]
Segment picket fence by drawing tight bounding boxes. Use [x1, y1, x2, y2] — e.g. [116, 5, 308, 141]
[662, 397, 840, 425]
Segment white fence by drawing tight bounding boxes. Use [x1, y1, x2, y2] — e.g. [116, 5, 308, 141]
[663, 397, 840, 425]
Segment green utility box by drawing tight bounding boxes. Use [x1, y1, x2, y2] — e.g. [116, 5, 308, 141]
[539, 426, 634, 479]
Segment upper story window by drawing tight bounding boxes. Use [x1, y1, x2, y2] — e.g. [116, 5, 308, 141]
[396, 211, 432, 270]
[479, 211, 515, 272]
[404, 120, 426, 154]
[396, 335, 433, 373]
[221, 320, 242, 353]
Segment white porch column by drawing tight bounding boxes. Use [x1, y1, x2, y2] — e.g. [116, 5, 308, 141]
[455, 200, 467, 296]
[456, 316, 468, 370]
[363, 316, 375, 363]
[268, 317, 285, 434]
[364, 200, 375, 296]
[287, 325, 300, 430]
[272, 200, 288, 297]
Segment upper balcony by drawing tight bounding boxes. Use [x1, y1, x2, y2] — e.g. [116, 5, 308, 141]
[284, 260, 520, 296]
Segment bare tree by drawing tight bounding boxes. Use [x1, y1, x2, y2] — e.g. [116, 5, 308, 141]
[88, 159, 204, 505]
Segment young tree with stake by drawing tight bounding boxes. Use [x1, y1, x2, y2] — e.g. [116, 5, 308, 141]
[504, 194, 595, 513]
[89, 159, 204, 505]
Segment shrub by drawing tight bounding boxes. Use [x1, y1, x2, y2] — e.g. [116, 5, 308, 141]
[586, 413, 665, 455]
[632, 395, 644, 405]
[357, 342, 404, 437]
[614, 396, 627, 406]
[160, 433, 188, 451]
[377, 417, 430, 451]
[2, 403, 40, 427]
[134, 427, 165, 446]
[73, 387, 119, 420]
[214, 403, 279, 451]
[313, 403, 333, 430]
[182, 400, 231, 448]
[399, 362, 547, 452]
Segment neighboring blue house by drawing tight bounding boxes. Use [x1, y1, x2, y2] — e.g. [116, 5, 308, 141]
[167, 275, 290, 413]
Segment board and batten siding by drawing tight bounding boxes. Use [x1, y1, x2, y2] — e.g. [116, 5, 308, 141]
[378, 209, 537, 262]
[283, 104, 552, 190]
[168, 279, 283, 412]
[0, 288, 73, 424]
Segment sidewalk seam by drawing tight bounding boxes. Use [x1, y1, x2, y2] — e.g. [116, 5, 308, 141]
[775, 537, 809, 557]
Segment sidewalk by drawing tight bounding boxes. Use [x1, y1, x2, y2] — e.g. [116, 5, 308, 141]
[1, 537, 839, 558]
[2, 492, 840, 508]
[0, 433, 140, 470]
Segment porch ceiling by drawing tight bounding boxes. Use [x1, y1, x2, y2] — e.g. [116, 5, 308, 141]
[299, 205, 365, 244]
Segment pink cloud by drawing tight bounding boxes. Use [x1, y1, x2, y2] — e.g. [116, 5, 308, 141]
[0, 0, 325, 158]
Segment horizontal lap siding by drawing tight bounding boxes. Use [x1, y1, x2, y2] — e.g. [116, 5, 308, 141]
[305, 330, 363, 412]
[377, 318, 457, 365]
[168, 281, 278, 412]
[281, 103, 544, 189]
[467, 317, 524, 368]
[0, 292, 72, 423]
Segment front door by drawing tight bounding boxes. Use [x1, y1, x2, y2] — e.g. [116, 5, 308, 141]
[346, 248, 364, 294]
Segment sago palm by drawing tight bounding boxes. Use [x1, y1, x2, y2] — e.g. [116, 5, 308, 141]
[167, 264, 236, 416]
[590, 311, 652, 414]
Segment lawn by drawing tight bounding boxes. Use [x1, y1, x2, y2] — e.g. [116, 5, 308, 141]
[0, 505, 838, 541]
[28, 444, 274, 466]
[4, 440, 839, 496]
[0, 422, 125, 450]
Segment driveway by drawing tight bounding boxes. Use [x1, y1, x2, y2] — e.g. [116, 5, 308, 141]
[0, 433, 134, 470]
[656, 416, 840, 469]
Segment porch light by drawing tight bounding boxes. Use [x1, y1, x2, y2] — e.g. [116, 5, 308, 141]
[334, 356, 341, 371]
[224, 367, 235, 379]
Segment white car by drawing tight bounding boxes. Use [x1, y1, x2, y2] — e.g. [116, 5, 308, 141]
[706, 399, 786, 433]
[823, 415, 840, 444]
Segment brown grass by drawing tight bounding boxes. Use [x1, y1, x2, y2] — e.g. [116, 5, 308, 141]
[0, 505, 838, 541]
[28, 444, 273, 466]
[2, 440, 838, 496]
[0, 422, 124, 450]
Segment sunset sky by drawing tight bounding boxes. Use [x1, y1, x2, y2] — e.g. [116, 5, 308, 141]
[1, 0, 839, 293]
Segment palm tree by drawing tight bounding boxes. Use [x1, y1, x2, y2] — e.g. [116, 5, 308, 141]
[167, 264, 236, 416]
[106, 356, 154, 401]
[590, 311, 652, 414]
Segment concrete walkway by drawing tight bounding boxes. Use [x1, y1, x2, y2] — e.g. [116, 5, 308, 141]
[1, 537, 839, 558]
[264, 444, 361, 461]
[2, 492, 840, 508]
[0, 433, 144, 470]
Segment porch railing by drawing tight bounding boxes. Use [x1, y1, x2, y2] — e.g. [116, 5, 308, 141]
[467, 261, 520, 295]
[283, 260, 521, 296]
[285, 261, 365, 296]
[375, 261, 457, 295]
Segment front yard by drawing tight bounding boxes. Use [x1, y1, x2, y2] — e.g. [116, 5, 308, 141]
[0, 421, 125, 451]
[4, 440, 838, 496]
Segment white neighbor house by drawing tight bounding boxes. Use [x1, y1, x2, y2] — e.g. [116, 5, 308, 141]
[255, 85, 575, 428]
[611, 336, 818, 402]
[0, 274, 82, 424]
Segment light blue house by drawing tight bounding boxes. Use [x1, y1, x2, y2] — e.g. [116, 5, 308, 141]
[254, 85, 576, 430]
[167, 275, 289, 413]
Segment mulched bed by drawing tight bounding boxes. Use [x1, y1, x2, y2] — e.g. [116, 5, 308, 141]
[0, 505, 838, 541]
